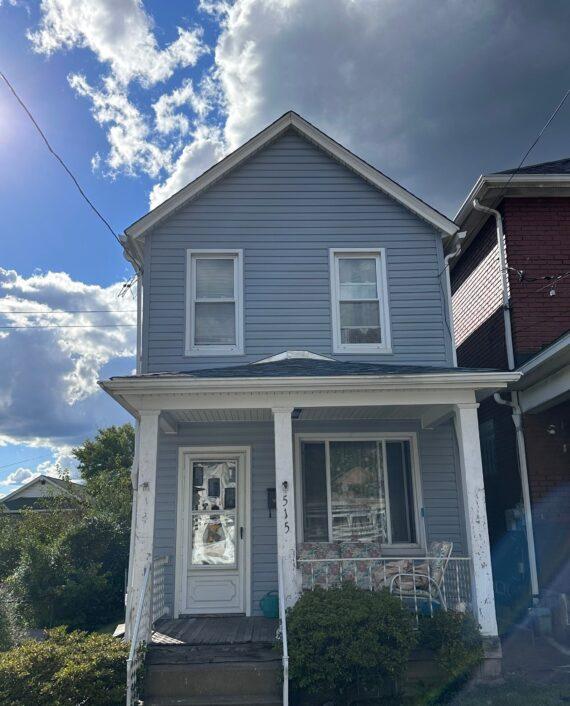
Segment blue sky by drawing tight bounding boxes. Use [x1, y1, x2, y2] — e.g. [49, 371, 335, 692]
[1, 0, 569, 493]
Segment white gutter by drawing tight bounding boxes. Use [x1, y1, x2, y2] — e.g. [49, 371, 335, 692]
[494, 391, 539, 599]
[472, 200, 515, 370]
[444, 231, 466, 366]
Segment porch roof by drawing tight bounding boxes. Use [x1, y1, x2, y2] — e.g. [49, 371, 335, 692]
[108, 358, 493, 381]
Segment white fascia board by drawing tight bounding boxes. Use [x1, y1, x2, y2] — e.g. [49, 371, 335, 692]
[125, 111, 458, 241]
[518, 332, 570, 378]
[0, 475, 75, 504]
[100, 371, 520, 400]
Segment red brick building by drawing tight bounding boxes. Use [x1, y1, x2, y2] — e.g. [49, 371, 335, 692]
[450, 160, 570, 631]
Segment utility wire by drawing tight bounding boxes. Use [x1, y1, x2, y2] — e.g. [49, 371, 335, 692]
[0, 324, 137, 330]
[0, 70, 122, 247]
[0, 309, 136, 314]
[489, 89, 570, 210]
[0, 454, 53, 471]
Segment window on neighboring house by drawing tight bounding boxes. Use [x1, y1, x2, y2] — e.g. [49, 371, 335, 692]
[300, 437, 421, 546]
[186, 250, 244, 355]
[330, 249, 391, 353]
[479, 419, 497, 477]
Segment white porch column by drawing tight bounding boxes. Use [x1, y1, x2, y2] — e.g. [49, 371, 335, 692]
[454, 403, 498, 637]
[273, 407, 301, 608]
[125, 409, 160, 639]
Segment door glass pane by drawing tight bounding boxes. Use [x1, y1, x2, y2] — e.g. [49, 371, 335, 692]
[191, 514, 236, 565]
[329, 441, 387, 542]
[301, 442, 328, 541]
[196, 258, 234, 299]
[340, 302, 381, 344]
[339, 258, 377, 300]
[195, 302, 236, 345]
[192, 461, 237, 511]
[386, 441, 416, 543]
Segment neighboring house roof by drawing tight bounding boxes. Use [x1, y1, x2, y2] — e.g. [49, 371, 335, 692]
[450, 162, 570, 262]
[495, 157, 570, 175]
[122, 111, 458, 261]
[1, 474, 85, 512]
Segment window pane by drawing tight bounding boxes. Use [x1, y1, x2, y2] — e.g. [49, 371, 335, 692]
[301, 442, 328, 541]
[192, 460, 237, 511]
[196, 258, 234, 299]
[386, 441, 416, 543]
[191, 514, 235, 565]
[329, 441, 388, 542]
[195, 302, 236, 345]
[339, 258, 378, 300]
[340, 302, 381, 344]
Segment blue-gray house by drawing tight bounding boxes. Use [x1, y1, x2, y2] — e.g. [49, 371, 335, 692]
[100, 112, 518, 704]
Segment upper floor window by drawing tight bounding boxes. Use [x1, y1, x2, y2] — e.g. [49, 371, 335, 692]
[330, 249, 391, 354]
[186, 250, 244, 356]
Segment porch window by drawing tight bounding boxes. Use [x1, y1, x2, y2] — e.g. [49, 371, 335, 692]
[186, 250, 244, 355]
[330, 249, 391, 353]
[300, 438, 418, 546]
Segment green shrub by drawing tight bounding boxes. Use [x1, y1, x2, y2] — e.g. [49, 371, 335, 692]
[0, 627, 128, 706]
[417, 611, 484, 702]
[287, 583, 417, 704]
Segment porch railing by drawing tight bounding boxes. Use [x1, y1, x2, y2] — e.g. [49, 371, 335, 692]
[297, 556, 472, 619]
[126, 555, 170, 706]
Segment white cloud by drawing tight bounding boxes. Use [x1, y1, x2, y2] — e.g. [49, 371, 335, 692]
[0, 467, 37, 487]
[28, 0, 208, 87]
[0, 267, 134, 450]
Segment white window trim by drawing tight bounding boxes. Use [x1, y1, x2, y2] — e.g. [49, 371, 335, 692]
[294, 432, 425, 551]
[185, 249, 244, 356]
[329, 248, 392, 354]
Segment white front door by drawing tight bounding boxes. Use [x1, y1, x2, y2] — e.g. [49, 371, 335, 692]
[177, 449, 250, 615]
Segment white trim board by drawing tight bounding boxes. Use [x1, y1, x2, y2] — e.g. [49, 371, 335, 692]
[124, 111, 458, 242]
[174, 446, 252, 618]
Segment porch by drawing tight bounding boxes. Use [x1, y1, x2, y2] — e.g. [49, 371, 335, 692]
[100, 357, 519, 703]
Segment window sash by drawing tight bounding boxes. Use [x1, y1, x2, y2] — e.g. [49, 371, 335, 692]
[331, 250, 389, 352]
[187, 251, 243, 354]
[299, 437, 419, 546]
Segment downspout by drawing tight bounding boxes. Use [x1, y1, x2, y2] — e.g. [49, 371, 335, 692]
[471, 199, 539, 599]
[444, 231, 466, 366]
[472, 200, 515, 370]
[493, 392, 539, 600]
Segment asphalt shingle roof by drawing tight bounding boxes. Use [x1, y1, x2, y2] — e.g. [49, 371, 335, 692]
[115, 359, 494, 381]
[496, 157, 570, 175]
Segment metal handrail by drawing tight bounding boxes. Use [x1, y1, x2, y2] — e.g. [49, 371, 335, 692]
[278, 555, 289, 706]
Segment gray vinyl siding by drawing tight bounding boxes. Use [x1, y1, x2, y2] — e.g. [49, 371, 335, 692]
[154, 418, 465, 616]
[142, 129, 453, 373]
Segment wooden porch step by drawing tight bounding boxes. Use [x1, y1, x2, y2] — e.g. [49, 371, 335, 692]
[145, 655, 281, 704]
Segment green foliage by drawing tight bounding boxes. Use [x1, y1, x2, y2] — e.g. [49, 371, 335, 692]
[74, 424, 135, 483]
[1, 424, 134, 633]
[417, 611, 484, 703]
[0, 627, 128, 706]
[287, 583, 417, 703]
[0, 598, 12, 652]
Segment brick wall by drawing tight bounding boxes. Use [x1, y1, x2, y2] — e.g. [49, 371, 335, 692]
[503, 197, 570, 364]
[523, 400, 570, 590]
[451, 215, 507, 369]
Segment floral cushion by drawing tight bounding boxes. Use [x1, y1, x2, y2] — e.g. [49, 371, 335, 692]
[297, 542, 341, 560]
[339, 541, 383, 559]
[427, 540, 453, 582]
[298, 543, 341, 590]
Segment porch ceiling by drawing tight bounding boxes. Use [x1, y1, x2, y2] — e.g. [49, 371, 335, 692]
[167, 404, 438, 424]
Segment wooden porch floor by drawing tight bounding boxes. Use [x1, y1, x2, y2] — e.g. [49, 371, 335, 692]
[151, 616, 279, 646]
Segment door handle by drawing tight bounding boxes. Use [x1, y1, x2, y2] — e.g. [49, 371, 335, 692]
[240, 526, 244, 540]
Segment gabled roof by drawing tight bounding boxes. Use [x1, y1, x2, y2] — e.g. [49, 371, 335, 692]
[496, 157, 570, 175]
[124, 111, 458, 249]
[1, 474, 84, 508]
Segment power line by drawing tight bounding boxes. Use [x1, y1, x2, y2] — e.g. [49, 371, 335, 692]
[0, 324, 137, 330]
[492, 89, 570, 206]
[0, 309, 136, 314]
[0, 70, 122, 248]
[0, 454, 53, 472]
